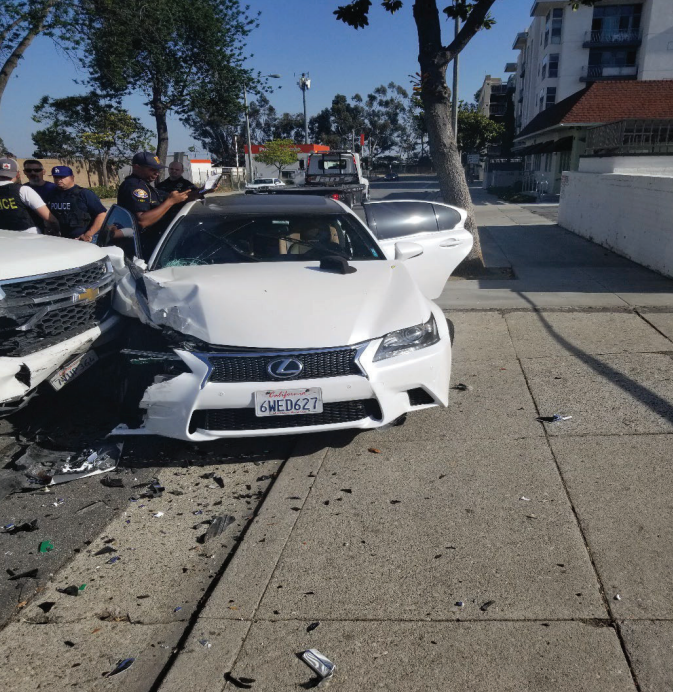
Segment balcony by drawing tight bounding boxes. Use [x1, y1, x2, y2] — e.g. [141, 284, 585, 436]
[586, 119, 673, 155]
[505, 62, 518, 73]
[580, 64, 638, 82]
[583, 29, 642, 48]
[490, 105, 507, 117]
[513, 32, 528, 50]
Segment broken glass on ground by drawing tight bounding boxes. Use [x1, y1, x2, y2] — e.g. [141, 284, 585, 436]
[198, 515, 235, 543]
[13, 442, 123, 487]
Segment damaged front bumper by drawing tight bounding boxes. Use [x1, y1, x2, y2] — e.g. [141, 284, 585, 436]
[112, 309, 452, 441]
[0, 258, 120, 414]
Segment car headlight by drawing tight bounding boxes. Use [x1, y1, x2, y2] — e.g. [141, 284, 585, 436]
[373, 315, 440, 362]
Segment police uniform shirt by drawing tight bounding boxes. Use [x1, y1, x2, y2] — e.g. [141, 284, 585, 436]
[0, 180, 46, 233]
[27, 181, 57, 202]
[47, 186, 106, 238]
[156, 176, 197, 194]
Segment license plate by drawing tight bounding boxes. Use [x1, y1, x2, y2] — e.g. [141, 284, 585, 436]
[255, 388, 323, 417]
[49, 350, 98, 391]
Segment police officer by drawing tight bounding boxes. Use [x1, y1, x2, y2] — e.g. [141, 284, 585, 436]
[47, 166, 107, 241]
[117, 151, 193, 256]
[156, 161, 198, 194]
[0, 157, 59, 234]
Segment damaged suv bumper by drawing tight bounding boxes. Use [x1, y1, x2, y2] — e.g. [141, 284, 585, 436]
[112, 311, 452, 441]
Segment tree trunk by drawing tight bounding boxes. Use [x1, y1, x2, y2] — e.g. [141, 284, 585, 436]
[413, 0, 483, 270]
[101, 153, 109, 188]
[152, 86, 169, 174]
[0, 0, 56, 109]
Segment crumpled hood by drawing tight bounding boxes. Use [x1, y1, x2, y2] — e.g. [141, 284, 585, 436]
[142, 261, 430, 348]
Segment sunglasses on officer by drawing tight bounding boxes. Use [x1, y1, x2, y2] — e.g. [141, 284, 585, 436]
[24, 167, 43, 173]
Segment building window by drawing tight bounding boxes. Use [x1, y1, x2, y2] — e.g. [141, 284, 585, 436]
[548, 53, 559, 78]
[546, 87, 557, 109]
[544, 154, 552, 173]
[559, 150, 571, 173]
[592, 3, 642, 35]
[545, 8, 563, 48]
[534, 153, 542, 171]
[539, 89, 545, 112]
[541, 56, 547, 80]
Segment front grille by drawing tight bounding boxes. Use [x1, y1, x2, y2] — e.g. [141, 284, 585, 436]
[0, 296, 110, 357]
[0, 260, 107, 302]
[207, 349, 362, 383]
[191, 399, 382, 432]
[408, 388, 435, 406]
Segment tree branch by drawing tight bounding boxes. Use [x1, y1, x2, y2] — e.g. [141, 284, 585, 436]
[442, 0, 497, 61]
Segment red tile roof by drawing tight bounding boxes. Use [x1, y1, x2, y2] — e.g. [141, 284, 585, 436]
[516, 80, 673, 139]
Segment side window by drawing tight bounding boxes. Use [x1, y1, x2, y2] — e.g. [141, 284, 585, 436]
[368, 202, 439, 240]
[433, 205, 462, 231]
[97, 205, 139, 259]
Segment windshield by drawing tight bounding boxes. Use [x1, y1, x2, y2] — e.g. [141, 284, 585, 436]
[153, 213, 384, 268]
[253, 179, 273, 185]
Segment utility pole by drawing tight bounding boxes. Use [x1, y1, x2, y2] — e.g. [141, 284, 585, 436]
[451, 2, 460, 140]
[298, 73, 311, 144]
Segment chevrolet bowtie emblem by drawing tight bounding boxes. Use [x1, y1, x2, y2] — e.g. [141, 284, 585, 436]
[73, 287, 100, 303]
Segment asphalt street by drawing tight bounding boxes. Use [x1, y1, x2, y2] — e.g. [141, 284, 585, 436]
[1, 176, 673, 691]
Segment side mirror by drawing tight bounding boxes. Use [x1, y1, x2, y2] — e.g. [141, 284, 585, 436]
[105, 245, 126, 271]
[394, 241, 424, 261]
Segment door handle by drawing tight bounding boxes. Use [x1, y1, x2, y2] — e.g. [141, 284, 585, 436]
[440, 238, 462, 248]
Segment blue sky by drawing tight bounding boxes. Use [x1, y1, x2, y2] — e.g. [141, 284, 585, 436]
[0, 0, 533, 157]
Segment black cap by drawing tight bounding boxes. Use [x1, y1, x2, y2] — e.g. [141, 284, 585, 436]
[132, 152, 165, 169]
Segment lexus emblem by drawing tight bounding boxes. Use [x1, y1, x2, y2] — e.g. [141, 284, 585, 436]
[267, 358, 303, 379]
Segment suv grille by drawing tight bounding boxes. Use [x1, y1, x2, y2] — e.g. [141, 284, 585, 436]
[191, 399, 382, 432]
[0, 295, 110, 357]
[207, 349, 362, 383]
[0, 260, 108, 302]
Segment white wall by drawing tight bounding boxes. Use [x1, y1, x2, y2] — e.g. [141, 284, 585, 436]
[558, 168, 673, 277]
[640, 0, 673, 80]
[579, 155, 673, 174]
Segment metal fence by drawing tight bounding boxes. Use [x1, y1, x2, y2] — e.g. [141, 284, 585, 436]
[584, 29, 641, 45]
[586, 119, 673, 155]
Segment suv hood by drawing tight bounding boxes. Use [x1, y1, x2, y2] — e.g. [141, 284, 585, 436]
[0, 230, 107, 281]
[141, 261, 430, 349]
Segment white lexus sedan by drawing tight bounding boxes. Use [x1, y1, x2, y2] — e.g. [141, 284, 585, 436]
[99, 194, 472, 441]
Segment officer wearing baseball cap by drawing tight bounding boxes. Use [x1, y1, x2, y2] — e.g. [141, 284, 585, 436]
[117, 151, 195, 256]
[0, 157, 59, 234]
[47, 166, 107, 241]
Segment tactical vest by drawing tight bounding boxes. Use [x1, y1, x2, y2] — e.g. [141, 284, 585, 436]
[48, 185, 92, 237]
[0, 183, 35, 231]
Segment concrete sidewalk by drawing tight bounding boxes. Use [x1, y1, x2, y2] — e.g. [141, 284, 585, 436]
[437, 186, 673, 310]
[151, 190, 673, 691]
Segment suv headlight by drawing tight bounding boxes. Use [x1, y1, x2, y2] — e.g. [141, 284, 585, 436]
[373, 315, 440, 362]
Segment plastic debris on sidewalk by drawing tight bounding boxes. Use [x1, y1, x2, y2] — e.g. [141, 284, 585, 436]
[224, 672, 256, 689]
[519, 496, 531, 502]
[301, 648, 336, 686]
[198, 639, 212, 648]
[615, 594, 622, 601]
[13, 442, 124, 487]
[306, 622, 320, 633]
[38, 540, 54, 553]
[199, 515, 235, 543]
[3, 519, 38, 534]
[101, 476, 124, 488]
[7, 568, 38, 581]
[452, 383, 473, 391]
[480, 600, 495, 612]
[105, 658, 135, 677]
[57, 585, 80, 597]
[536, 414, 572, 423]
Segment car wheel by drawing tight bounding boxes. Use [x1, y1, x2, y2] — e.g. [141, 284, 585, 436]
[446, 318, 455, 345]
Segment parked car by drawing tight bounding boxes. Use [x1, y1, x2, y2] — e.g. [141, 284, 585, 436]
[99, 195, 472, 440]
[384, 171, 399, 181]
[245, 178, 285, 190]
[0, 231, 120, 415]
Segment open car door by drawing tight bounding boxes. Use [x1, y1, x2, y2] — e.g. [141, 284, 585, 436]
[363, 200, 473, 299]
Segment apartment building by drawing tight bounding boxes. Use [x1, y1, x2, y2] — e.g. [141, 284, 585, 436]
[510, 0, 673, 134]
[476, 75, 513, 122]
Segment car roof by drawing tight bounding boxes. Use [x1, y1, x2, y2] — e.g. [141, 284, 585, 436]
[193, 194, 346, 217]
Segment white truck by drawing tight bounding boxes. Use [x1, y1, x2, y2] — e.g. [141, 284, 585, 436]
[248, 150, 369, 208]
[0, 232, 120, 414]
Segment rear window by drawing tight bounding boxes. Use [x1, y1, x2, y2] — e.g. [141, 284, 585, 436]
[154, 213, 384, 268]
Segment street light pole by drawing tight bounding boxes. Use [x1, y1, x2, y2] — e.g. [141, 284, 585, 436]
[298, 73, 311, 144]
[452, 6, 460, 140]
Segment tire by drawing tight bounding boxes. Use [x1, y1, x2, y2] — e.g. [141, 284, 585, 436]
[446, 318, 455, 345]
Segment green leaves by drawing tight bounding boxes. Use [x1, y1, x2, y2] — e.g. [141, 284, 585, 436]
[254, 139, 298, 174]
